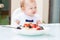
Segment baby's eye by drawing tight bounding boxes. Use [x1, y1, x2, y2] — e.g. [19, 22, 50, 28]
[30, 8, 33, 9]
[34, 7, 37, 9]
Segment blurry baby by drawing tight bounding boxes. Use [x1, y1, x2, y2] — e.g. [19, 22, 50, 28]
[11, 0, 42, 27]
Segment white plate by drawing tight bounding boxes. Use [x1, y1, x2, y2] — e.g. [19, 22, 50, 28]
[13, 26, 50, 36]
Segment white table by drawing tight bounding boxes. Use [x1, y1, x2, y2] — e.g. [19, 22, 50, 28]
[0, 24, 60, 40]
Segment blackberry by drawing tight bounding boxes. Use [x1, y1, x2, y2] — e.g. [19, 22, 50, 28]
[40, 27, 44, 30]
[29, 26, 32, 28]
[17, 27, 21, 29]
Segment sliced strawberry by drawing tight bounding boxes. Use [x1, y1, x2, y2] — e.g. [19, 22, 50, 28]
[24, 24, 30, 27]
[36, 28, 41, 30]
[30, 24, 37, 28]
[36, 27, 44, 30]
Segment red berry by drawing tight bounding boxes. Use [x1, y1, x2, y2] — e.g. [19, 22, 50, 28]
[36, 28, 41, 30]
[30, 24, 37, 28]
[24, 24, 30, 27]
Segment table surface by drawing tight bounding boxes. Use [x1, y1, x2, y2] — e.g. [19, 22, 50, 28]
[0, 24, 60, 40]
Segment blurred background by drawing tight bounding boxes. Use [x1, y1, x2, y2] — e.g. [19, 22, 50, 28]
[49, 0, 60, 23]
[0, 0, 10, 25]
[0, 0, 60, 25]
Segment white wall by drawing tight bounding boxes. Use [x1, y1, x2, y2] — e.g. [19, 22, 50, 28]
[11, 0, 49, 23]
[11, 0, 20, 13]
[42, 0, 49, 23]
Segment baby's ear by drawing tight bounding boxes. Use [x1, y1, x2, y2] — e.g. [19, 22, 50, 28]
[21, 7, 25, 11]
[16, 20, 20, 25]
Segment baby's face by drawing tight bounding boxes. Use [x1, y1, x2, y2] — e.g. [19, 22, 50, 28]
[24, 1, 37, 16]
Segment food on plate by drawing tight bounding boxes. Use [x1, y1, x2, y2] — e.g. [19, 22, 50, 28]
[17, 27, 21, 29]
[23, 24, 32, 28]
[30, 24, 37, 28]
[28, 25, 32, 28]
[36, 28, 41, 30]
[23, 23, 44, 30]
[36, 27, 44, 30]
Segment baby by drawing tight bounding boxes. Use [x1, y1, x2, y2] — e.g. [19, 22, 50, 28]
[11, 0, 41, 27]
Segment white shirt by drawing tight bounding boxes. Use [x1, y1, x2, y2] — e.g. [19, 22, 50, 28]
[11, 8, 41, 27]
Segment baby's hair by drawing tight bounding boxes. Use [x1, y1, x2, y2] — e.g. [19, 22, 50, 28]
[20, 0, 36, 8]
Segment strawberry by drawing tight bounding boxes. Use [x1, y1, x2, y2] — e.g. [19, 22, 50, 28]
[36, 28, 41, 30]
[30, 24, 37, 28]
[24, 24, 30, 27]
[36, 27, 44, 30]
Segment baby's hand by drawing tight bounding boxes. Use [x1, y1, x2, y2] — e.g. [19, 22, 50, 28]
[36, 20, 42, 24]
[16, 20, 20, 25]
